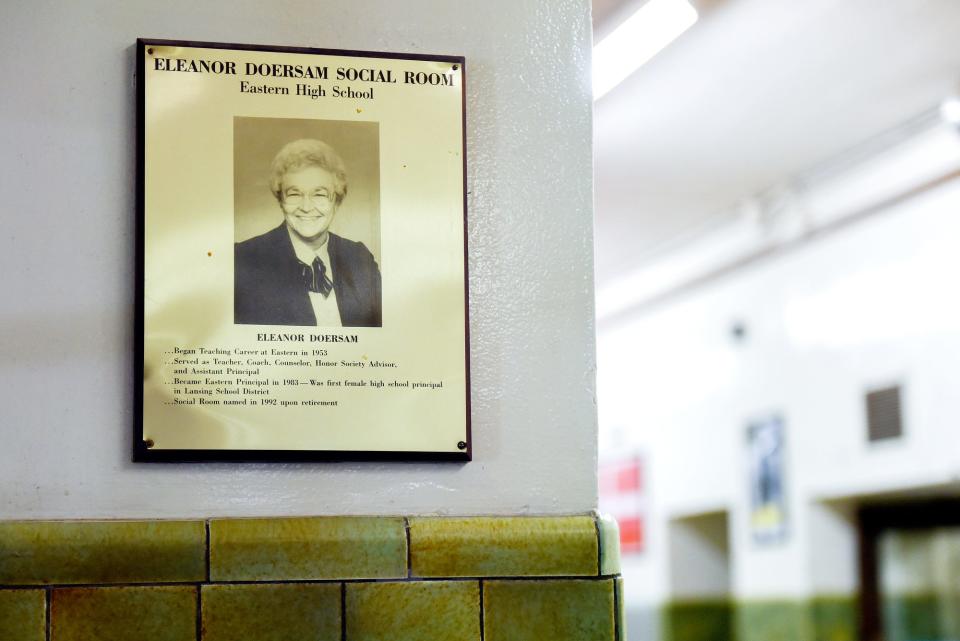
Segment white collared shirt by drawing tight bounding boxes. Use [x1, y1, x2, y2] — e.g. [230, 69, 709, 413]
[287, 229, 342, 327]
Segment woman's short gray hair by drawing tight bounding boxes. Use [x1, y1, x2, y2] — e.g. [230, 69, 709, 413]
[269, 138, 348, 205]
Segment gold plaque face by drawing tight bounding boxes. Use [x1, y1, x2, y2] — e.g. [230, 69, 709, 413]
[136, 39, 469, 462]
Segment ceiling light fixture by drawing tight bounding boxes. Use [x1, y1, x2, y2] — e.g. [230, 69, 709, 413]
[593, 0, 698, 101]
[940, 95, 960, 126]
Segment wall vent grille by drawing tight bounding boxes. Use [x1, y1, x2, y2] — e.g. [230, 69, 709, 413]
[865, 385, 903, 442]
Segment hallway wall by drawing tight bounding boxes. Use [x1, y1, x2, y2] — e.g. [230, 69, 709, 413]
[0, 0, 597, 518]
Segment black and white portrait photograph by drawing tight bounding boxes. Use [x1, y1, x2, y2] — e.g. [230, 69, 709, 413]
[233, 117, 382, 328]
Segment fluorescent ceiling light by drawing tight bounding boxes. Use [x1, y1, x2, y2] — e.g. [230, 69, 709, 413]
[941, 96, 960, 125]
[593, 0, 698, 100]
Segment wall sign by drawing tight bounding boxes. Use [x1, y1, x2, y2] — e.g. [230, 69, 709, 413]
[135, 39, 470, 462]
[599, 454, 646, 554]
[747, 415, 787, 543]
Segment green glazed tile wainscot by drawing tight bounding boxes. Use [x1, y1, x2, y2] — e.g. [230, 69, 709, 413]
[346, 580, 480, 641]
[597, 514, 622, 575]
[0, 515, 624, 641]
[661, 596, 858, 641]
[810, 595, 857, 641]
[202, 583, 341, 641]
[209, 516, 407, 581]
[409, 516, 599, 577]
[483, 578, 616, 641]
[736, 600, 810, 641]
[662, 599, 734, 641]
[0, 589, 45, 641]
[50, 586, 197, 641]
[615, 577, 627, 641]
[0, 520, 205, 585]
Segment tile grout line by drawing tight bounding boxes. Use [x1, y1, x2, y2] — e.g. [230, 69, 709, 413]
[204, 520, 211, 583]
[45, 587, 51, 641]
[0, 574, 610, 590]
[195, 585, 202, 641]
[1, 582, 207, 590]
[404, 517, 412, 579]
[478, 579, 485, 641]
[613, 577, 621, 641]
[340, 582, 347, 641]
[593, 515, 602, 576]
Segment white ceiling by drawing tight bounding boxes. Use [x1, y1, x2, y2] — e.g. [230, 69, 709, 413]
[593, 0, 960, 284]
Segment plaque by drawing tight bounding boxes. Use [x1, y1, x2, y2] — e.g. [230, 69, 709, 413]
[136, 39, 470, 461]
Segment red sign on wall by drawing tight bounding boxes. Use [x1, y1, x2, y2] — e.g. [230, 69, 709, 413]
[599, 455, 645, 553]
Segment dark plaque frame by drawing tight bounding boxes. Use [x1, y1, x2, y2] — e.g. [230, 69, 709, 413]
[134, 38, 470, 463]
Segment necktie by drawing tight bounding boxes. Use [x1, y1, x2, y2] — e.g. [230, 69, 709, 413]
[301, 256, 333, 298]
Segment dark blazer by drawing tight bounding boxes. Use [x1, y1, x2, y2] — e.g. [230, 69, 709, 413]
[234, 224, 382, 327]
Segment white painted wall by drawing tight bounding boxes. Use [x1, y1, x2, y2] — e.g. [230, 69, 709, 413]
[0, 0, 597, 519]
[599, 127, 960, 606]
[668, 512, 731, 598]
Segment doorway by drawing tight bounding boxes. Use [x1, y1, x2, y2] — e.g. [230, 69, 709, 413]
[860, 500, 960, 641]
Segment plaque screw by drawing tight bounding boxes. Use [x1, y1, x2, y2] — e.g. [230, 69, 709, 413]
[147, 48, 154, 55]
[457, 441, 466, 450]
[144, 439, 155, 448]
[452, 64, 459, 71]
